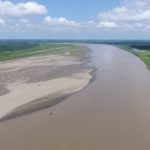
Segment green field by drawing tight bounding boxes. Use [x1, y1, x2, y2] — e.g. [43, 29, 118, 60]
[0, 43, 85, 61]
[119, 45, 150, 70]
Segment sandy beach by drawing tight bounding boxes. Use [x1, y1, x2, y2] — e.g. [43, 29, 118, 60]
[0, 48, 93, 120]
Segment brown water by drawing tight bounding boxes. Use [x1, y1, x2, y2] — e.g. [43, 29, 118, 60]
[1, 44, 150, 150]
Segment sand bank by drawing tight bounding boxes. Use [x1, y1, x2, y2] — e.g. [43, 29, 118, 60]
[0, 47, 93, 120]
[0, 70, 92, 120]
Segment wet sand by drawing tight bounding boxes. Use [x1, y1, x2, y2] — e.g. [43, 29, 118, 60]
[1, 44, 150, 150]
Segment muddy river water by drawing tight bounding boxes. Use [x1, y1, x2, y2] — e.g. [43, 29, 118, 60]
[1, 44, 150, 150]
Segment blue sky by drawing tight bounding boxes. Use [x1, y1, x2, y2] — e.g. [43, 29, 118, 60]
[10, 0, 122, 21]
[0, 0, 150, 39]
[37, 0, 122, 21]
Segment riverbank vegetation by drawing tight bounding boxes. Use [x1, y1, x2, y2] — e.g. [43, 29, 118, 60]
[119, 45, 150, 70]
[0, 41, 84, 61]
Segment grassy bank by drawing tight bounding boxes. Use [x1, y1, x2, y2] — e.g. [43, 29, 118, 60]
[0, 43, 85, 61]
[119, 45, 150, 70]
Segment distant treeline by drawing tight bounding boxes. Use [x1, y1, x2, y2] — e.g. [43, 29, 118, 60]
[108, 41, 150, 50]
[0, 39, 150, 51]
[0, 40, 42, 52]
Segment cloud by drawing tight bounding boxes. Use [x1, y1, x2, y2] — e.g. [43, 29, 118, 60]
[1, 0, 150, 39]
[98, 0, 150, 30]
[0, 18, 5, 25]
[44, 16, 80, 27]
[98, 21, 117, 29]
[0, 1, 47, 17]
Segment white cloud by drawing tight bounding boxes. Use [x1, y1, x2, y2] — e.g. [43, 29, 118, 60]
[44, 16, 80, 27]
[0, 1, 47, 17]
[0, 18, 5, 25]
[2, 0, 150, 38]
[98, 21, 117, 29]
[98, 0, 150, 30]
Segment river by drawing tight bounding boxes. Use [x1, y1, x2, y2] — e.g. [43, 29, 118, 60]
[1, 44, 150, 150]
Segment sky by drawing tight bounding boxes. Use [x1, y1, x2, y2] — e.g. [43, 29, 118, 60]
[0, 0, 150, 39]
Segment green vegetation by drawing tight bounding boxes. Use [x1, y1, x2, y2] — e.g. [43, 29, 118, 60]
[0, 42, 84, 61]
[119, 45, 150, 70]
[136, 51, 150, 69]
